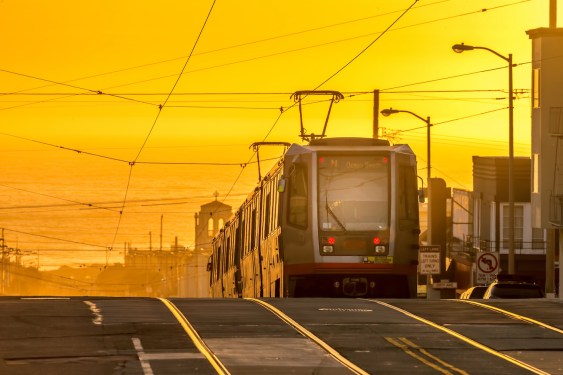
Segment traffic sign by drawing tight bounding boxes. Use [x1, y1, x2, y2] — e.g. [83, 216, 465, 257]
[419, 245, 440, 275]
[433, 280, 457, 289]
[476, 252, 499, 284]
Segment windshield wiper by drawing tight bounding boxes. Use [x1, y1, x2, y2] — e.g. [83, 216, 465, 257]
[325, 201, 347, 232]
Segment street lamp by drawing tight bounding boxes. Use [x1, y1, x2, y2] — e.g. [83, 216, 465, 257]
[381, 108, 432, 186]
[381, 108, 435, 295]
[452, 42, 515, 275]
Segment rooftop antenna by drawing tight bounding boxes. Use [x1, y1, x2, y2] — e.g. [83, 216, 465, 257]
[290, 90, 344, 142]
[250, 142, 291, 181]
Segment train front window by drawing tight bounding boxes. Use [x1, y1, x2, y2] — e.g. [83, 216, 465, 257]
[318, 155, 389, 231]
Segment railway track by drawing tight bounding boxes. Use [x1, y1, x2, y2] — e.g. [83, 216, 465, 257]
[0, 297, 562, 374]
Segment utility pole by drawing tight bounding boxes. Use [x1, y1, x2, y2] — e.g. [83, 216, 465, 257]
[373, 90, 380, 139]
[550, 0, 557, 28]
[1, 228, 4, 295]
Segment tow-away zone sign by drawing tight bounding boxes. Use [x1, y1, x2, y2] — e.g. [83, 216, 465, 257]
[476, 252, 499, 284]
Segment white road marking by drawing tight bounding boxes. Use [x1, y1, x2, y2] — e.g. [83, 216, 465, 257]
[83, 300, 103, 325]
[132, 337, 155, 375]
[20, 297, 70, 300]
[141, 353, 205, 360]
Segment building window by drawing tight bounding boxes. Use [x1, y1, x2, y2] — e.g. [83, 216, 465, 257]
[208, 217, 214, 237]
[532, 68, 540, 109]
[218, 218, 224, 230]
[550, 107, 563, 134]
[502, 205, 524, 250]
[532, 227, 545, 250]
[532, 153, 539, 194]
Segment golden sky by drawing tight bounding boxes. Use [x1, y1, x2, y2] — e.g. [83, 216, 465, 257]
[0, 0, 560, 265]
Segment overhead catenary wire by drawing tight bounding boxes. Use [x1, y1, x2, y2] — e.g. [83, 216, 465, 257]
[105, 0, 217, 263]
[86, 0, 534, 93]
[0, 1, 454, 99]
[3, 227, 108, 249]
[314, 0, 418, 90]
[193, 0, 422, 255]
[0, 0, 531, 111]
[0, 0, 540, 267]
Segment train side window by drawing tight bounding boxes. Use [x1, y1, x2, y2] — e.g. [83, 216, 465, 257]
[251, 207, 257, 250]
[398, 165, 419, 225]
[225, 235, 231, 271]
[215, 245, 222, 281]
[288, 164, 308, 227]
[240, 216, 247, 255]
[264, 191, 271, 237]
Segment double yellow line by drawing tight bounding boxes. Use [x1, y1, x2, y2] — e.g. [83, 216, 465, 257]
[385, 337, 468, 375]
[373, 300, 550, 375]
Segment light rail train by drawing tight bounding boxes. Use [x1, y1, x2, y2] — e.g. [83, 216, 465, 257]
[208, 137, 421, 298]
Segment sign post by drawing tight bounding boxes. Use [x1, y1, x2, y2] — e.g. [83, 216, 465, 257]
[419, 245, 441, 299]
[419, 245, 441, 275]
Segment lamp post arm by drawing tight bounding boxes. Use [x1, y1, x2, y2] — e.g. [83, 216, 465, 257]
[472, 46, 509, 63]
[397, 110, 431, 125]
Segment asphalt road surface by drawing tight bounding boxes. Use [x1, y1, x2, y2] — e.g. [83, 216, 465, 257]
[0, 297, 562, 374]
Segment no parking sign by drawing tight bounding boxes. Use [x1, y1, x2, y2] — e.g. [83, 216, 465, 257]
[476, 252, 499, 284]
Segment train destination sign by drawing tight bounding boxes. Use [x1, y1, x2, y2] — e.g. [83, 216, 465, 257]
[419, 245, 441, 275]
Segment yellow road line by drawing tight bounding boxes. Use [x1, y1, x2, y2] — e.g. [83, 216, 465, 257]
[398, 337, 469, 375]
[159, 298, 230, 375]
[246, 298, 369, 375]
[370, 300, 550, 375]
[385, 337, 454, 375]
[455, 299, 563, 334]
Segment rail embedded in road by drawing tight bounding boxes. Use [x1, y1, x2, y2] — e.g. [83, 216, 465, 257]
[455, 299, 563, 335]
[159, 298, 230, 375]
[367, 299, 552, 375]
[247, 298, 369, 375]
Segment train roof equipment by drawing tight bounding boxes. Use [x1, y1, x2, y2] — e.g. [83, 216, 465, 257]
[290, 90, 344, 143]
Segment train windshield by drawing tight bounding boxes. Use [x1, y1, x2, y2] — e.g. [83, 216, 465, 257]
[318, 154, 389, 232]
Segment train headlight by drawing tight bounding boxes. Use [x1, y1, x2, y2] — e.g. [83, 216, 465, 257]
[374, 245, 386, 254]
[322, 245, 334, 254]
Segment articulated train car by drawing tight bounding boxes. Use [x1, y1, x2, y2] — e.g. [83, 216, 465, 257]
[208, 137, 421, 298]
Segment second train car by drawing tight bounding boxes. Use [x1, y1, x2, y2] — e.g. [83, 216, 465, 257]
[208, 137, 421, 298]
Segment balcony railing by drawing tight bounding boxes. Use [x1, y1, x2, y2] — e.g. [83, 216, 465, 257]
[450, 235, 546, 255]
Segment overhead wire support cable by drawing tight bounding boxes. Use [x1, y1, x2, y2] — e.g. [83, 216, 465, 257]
[314, 0, 418, 90]
[3, 228, 108, 249]
[0, 68, 158, 109]
[393, 107, 508, 136]
[109, 0, 217, 263]
[76, 1, 526, 94]
[0, 0, 532, 108]
[133, 0, 216, 163]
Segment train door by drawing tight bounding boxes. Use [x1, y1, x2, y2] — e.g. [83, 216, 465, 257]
[250, 195, 262, 297]
[280, 157, 315, 297]
[234, 217, 243, 297]
[394, 151, 421, 297]
[240, 196, 262, 298]
[239, 204, 254, 297]
[260, 169, 283, 297]
[212, 243, 223, 297]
